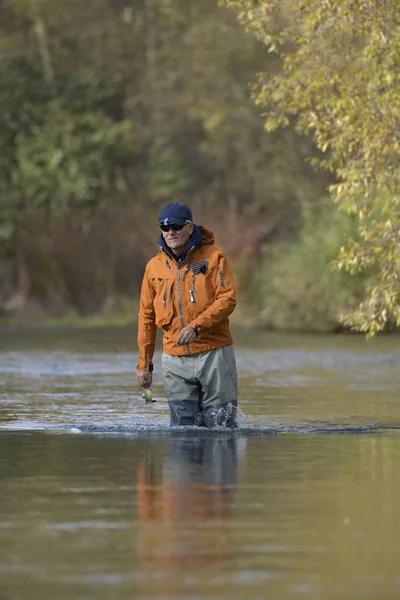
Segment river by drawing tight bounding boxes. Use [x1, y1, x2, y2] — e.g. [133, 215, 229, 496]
[1, 326, 399, 599]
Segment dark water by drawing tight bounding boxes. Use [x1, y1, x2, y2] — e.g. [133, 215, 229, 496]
[1, 327, 400, 599]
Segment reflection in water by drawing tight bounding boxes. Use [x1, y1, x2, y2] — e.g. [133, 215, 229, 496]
[135, 435, 238, 593]
[2, 328, 400, 598]
[138, 435, 237, 521]
[2, 431, 400, 598]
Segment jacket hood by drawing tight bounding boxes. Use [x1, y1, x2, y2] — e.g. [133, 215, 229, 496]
[198, 226, 214, 245]
[158, 225, 214, 261]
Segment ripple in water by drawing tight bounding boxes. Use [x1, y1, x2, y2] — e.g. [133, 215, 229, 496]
[2, 416, 398, 437]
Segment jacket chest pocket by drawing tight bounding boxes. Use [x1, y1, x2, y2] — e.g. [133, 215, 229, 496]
[185, 259, 210, 305]
[152, 278, 174, 327]
[186, 272, 212, 320]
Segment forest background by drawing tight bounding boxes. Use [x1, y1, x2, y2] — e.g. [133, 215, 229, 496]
[0, 0, 398, 334]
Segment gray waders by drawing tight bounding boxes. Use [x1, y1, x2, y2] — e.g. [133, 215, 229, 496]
[162, 345, 238, 428]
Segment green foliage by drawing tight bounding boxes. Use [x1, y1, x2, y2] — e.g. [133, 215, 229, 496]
[222, 0, 400, 334]
[242, 202, 364, 331]
[146, 139, 192, 198]
[0, 0, 343, 322]
[0, 61, 130, 259]
[15, 106, 129, 213]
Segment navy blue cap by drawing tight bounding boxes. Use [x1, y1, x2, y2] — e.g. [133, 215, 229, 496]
[158, 203, 193, 226]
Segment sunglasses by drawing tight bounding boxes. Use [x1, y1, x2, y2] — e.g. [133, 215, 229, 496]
[160, 223, 186, 232]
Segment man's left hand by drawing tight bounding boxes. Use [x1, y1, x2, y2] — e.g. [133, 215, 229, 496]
[176, 326, 197, 346]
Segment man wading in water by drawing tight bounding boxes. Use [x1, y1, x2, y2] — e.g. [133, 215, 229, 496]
[137, 202, 238, 427]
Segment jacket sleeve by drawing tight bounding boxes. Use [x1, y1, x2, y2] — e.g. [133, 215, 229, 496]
[137, 265, 157, 371]
[188, 253, 236, 331]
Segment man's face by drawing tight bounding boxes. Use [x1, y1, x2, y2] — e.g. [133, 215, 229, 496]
[161, 222, 194, 254]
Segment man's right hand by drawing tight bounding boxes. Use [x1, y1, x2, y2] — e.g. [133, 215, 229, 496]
[137, 370, 152, 388]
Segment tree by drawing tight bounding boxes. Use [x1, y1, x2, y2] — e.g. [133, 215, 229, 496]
[0, 0, 329, 317]
[222, 0, 400, 334]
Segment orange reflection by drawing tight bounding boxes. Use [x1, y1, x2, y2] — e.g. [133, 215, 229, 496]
[135, 435, 237, 590]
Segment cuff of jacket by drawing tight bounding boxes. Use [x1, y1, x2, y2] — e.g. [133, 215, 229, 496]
[188, 321, 202, 336]
[137, 361, 154, 372]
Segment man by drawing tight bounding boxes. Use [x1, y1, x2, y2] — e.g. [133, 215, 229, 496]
[137, 202, 238, 427]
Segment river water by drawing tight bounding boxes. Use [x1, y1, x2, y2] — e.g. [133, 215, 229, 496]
[1, 327, 400, 599]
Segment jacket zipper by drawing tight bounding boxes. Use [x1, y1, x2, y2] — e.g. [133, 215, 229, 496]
[179, 249, 197, 355]
[218, 265, 225, 288]
[190, 274, 196, 303]
[177, 262, 185, 328]
[163, 280, 169, 308]
[163, 247, 196, 357]
[165, 259, 174, 274]
[183, 259, 193, 280]
[176, 262, 192, 355]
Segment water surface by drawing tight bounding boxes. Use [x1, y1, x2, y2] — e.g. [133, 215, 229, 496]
[1, 327, 400, 599]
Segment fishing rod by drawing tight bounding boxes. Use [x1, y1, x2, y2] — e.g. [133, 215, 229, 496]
[142, 353, 156, 403]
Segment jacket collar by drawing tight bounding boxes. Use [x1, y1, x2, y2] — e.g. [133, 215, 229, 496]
[158, 225, 203, 263]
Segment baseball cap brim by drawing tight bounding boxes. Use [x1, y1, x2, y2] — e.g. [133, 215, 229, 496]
[157, 217, 190, 226]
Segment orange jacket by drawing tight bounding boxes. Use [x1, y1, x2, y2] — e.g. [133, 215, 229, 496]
[137, 226, 236, 371]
